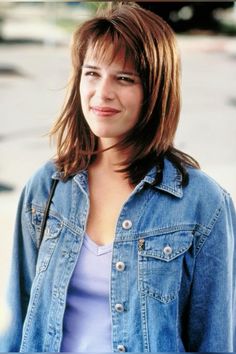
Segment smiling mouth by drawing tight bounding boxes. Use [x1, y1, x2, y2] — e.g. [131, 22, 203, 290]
[91, 106, 121, 116]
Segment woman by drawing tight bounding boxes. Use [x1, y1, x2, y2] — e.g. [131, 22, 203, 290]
[0, 3, 235, 352]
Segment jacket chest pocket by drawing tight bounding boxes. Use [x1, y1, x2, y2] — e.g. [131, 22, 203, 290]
[138, 230, 193, 303]
[31, 208, 63, 273]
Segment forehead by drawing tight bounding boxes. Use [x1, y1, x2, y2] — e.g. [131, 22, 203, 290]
[83, 43, 136, 70]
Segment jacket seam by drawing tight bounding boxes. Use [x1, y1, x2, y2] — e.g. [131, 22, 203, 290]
[195, 189, 225, 258]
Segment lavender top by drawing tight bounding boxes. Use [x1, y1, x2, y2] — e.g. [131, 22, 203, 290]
[60, 234, 113, 352]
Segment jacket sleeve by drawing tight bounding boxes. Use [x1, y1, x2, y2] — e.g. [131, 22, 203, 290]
[0, 185, 38, 352]
[186, 192, 236, 352]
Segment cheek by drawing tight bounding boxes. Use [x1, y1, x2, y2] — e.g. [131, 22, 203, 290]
[79, 84, 89, 117]
[137, 86, 144, 105]
[128, 90, 143, 115]
[79, 80, 86, 100]
[133, 92, 143, 122]
[80, 96, 92, 121]
[79, 78, 92, 101]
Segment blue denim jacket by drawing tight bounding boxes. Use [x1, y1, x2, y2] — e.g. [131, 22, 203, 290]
[0, 159, 235, 352]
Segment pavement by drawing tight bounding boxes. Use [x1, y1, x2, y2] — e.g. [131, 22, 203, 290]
[0, 13, 236, 308]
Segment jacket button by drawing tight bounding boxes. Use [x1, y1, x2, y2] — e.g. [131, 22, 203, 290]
[163, 245, 172, 256]
[115, 303, 124, 312]
[122, 220, 132, 230]
[116, 261, 125, 271]
[117, 344, 126, 352]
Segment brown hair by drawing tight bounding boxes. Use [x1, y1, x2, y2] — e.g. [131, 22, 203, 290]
[50, 2, 199, 185]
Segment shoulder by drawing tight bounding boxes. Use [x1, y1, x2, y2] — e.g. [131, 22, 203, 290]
[157, 160, 235, 239]
[184, 165, 234, 232]
[159, 159, 234, 233]
[161, 158, 228, 205]
[23, 160, 58, 203]
[27, 159, 57, 187]
[31, 159, 57, 180]
[186, 166, 227, 203]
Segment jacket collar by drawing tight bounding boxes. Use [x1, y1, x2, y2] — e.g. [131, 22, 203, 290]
[143, 159, 183, 198]
[52, 158, 183, 199]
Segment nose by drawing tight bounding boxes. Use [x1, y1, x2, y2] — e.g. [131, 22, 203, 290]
[96, 76, 115, 101]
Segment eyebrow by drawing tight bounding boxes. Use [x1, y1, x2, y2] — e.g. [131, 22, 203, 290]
[82, 65, 139, 77]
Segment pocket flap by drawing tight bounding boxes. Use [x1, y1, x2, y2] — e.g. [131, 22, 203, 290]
[44, 216, 63, 239]
[139, 230, 193, 262]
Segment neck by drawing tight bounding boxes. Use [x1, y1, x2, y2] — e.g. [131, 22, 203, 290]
[96, 138, 129, 169]
[94, 148, 126, 172]
[89, 138, 130, 181]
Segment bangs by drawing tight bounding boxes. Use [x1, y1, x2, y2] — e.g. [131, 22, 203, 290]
[84, 20, 140, 71]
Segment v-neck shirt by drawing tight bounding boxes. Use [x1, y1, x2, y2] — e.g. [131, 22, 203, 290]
[61, 234, 113, 352]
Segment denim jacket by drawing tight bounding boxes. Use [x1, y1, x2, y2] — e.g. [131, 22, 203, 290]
[0, 159, 235, 352]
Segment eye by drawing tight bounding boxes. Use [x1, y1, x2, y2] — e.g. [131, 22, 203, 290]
[118, 76, 135, 84]
[84, 71, 99, 77]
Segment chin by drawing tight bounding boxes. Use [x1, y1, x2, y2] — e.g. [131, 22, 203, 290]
[95, 134, 122, 146]
[92, 130, 121, 139]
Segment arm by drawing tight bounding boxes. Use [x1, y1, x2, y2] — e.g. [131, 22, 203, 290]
[0, 186, 38, 352]
[186, 192, 236, 352]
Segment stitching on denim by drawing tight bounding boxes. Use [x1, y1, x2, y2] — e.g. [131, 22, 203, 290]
[110, 242, 119, 351]
[26, 203, 62, 221]
[195, 232, 207, 255]
[116, 224, 196, 240]
[37, 237, 60, 274]
[138, 251, 149, 351]
[175, 293, 180, 352]
[140, 242, 193, 262]
[20, 272, 43, 351]
[205, 189, 225, 234]
[71, 178, 89, 227]
[49, 237, 82, 351]
[140, 293, 150, 351]
[194, 190, 225, 257]
[24, 207, 38, 250]
[26, 203, 64, 248]
[141, 285, 177, 304]
[117, 186, 155, 236]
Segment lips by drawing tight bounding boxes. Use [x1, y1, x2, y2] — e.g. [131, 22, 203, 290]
[91, 106, 121, 116]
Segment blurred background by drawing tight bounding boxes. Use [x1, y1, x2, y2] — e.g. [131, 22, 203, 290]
[0, 1, 236, 328]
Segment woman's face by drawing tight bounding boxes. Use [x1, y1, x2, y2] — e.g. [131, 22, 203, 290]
[79, 47, 143, 147]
